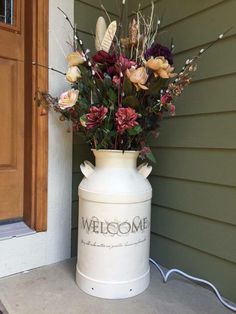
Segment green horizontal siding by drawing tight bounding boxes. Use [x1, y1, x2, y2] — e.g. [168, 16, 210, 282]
[151, 234, 236, 302]
[133, 0, 236, 303]
[151, 113, 236, 148]
[151, 148, 236, 187]
[71, 227, 78, 257]
[151, 205, 236, 263]
[74, 1, 117, 34]
[150, 176, 236, 225]
[75, 0, 120, 15]
[129, 0, 224, 25]
[158, 0, 236, 53]
[174, 74, 236, 115]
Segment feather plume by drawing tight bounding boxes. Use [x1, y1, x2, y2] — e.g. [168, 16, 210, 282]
[101, 20, 117, 53]
[95, 17, 107, 51]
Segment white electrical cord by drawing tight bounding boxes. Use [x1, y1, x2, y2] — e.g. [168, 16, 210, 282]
[149, 258, 236, 312]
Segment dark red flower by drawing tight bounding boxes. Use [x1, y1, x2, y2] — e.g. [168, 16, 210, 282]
[92, 51, 117, 76]
[93, 52, 136, 78]
[115, 107, 139, 134]
[86, 105, 108, 129]
[92, 51, 116, 65]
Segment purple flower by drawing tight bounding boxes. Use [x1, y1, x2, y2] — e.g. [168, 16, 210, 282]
[144, 43, 173, 65]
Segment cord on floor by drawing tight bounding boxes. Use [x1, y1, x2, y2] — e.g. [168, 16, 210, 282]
[149, 258, 236, 312]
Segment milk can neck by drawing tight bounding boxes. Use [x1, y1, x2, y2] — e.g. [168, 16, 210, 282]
[92, 150, 139, 169]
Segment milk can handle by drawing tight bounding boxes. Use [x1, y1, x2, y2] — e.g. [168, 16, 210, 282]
[137, 162, 152, 178]
[80, 160, 95, 178]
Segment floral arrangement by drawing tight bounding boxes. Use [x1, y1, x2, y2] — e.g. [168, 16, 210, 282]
[39, 3, 228, 161]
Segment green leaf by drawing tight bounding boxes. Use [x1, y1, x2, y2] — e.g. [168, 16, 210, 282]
[146, 151, 156, 163]
[109, 130, 116, 137]
[104, 76, 112, 88]
[78, 97, 89, 110]
[147, 77, 167, 96]
[123, 77, 133, 96]
[78, 65, 89, 75]
[79, 114, 87, 127]
[103, 128, 110, 134]
[102, 98, 109, 106]
[128, 125, 143, 135]
[107, 88, 117, 103]
[95, 78, 105, 95]
[122, 96, 140, 109]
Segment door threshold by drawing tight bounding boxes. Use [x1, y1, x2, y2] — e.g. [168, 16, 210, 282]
[0, 221, 36, 241]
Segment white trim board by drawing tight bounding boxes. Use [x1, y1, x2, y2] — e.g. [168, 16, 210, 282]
[0, 222, 36, 241]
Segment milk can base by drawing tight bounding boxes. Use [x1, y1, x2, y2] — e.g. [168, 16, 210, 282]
[76, 265, 150, 299]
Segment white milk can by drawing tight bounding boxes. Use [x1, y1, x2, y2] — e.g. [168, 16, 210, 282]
[76, 149, 152, 299]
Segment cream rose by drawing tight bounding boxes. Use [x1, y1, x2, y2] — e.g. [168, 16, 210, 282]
[58, 89, 79, 109]
[126, 66, 148, 91]
[66, 66, 81, 83]
[66, 51, 85, 66]
[145, 57, 176, 78]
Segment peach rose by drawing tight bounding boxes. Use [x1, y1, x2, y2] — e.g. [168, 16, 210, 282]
[66, 66, 81, 83]
[126, 66, 148, 91]
[58, 89, 79, 109]
[66, 51, 85, 66]
[145, 57, 176, 78]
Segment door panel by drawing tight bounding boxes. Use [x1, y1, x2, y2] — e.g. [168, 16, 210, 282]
[0, 0, 24, 220]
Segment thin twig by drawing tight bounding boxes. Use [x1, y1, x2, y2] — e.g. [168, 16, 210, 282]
[32, 62, 66, 76]
[181, 26, 234, 76]
[116, 0, 126, 42]
[57, 7, 74, 30]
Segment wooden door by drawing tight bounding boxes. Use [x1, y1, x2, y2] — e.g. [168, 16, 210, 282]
[0, 0, 25, 221]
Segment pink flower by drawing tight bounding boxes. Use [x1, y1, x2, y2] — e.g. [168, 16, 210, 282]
[140, 145, 151, 159]
[160, 93, 172, 105]
[168, 103, 176, 116]
[86, 105, 108, 129]
[115, 107, 139, 134]
[118, 54, 136, 71]
[140, 146, 151, 154]
[112, 75, 121, 85]
[58, 89, 79, 109]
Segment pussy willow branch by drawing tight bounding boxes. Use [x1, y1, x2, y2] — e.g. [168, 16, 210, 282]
[175, 26, 234, 82]
[57, 7, 101, 98]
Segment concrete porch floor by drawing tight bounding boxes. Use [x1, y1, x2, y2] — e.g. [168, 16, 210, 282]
[0, 259, 234, 314]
